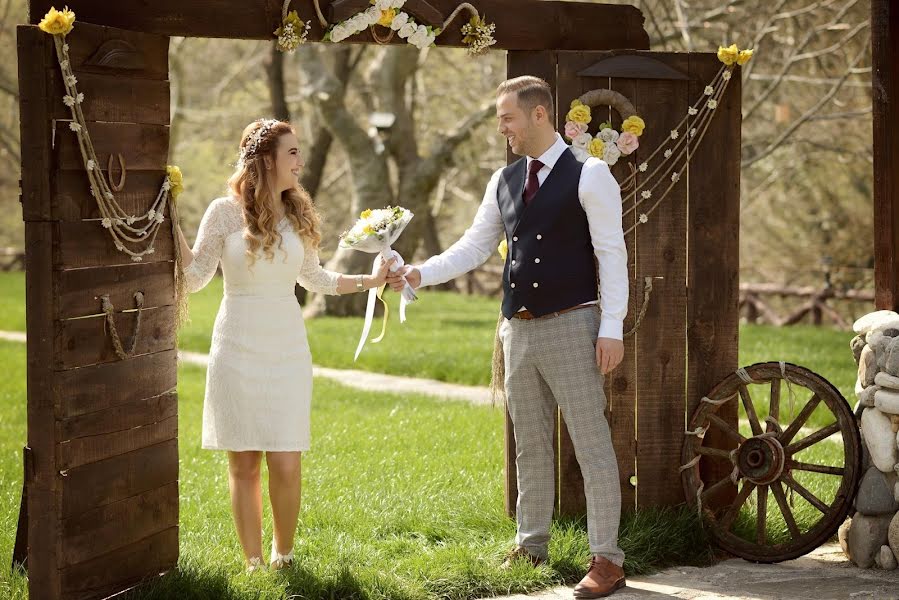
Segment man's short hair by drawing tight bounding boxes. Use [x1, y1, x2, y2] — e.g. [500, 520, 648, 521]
[497, 76, 555, 119]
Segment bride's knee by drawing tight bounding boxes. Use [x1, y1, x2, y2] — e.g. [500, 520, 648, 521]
[228, 451, 262, 481]
[266, 453, 301, 482]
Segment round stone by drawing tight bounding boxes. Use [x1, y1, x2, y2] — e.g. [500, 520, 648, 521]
[876, 545, 898, 570]
[861, 408, 898, 473]
[860, 345, 878, 387]
[855, 311, 899, 335]
[876, 388, 899, 415]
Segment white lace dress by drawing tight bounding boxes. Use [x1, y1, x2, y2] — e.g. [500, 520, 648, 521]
[184, 196, 340, 451]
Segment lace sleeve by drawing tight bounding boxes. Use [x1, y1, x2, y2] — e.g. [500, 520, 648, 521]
[297, 241, 340, 295]
[183, 198, 236, 293]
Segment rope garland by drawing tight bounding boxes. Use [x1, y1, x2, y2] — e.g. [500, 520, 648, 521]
[441, 2, 479, 31]
[101, 292, 144, 360]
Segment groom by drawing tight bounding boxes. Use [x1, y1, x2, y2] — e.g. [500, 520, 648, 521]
[387, 76, 628, 598]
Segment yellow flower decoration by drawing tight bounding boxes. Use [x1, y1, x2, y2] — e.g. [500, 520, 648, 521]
[497, 238, 508, 261]
[38, 6, 76, 36]
[378, 8, 397, 27]
[587, 138, 605, 159]
[737, 49, 754, 65]
[717, 44, 739, 66]
[621, 115, 646, 137]
[566, 104, 592, 125]
[570, 99, 584, 109]
[166, 165, 184, 199]
[361, 209, 373, 219]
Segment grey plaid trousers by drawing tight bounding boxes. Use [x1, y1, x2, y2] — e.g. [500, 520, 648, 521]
[500, 305, 625, 566]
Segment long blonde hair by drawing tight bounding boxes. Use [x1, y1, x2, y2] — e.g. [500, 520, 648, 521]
[228, 119, 322, 265]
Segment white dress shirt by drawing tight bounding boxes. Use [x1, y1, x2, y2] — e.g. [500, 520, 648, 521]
[417, 133, 629, 340]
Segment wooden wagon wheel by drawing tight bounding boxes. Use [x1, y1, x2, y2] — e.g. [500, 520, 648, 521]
[681, 362, 861, 563]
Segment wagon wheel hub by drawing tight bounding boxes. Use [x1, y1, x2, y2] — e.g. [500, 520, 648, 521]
[737, 436, 785, 485]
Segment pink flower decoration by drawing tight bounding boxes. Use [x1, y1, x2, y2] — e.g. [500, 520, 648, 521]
[564, 120, 588, 141]
[616, 131, 639, 155]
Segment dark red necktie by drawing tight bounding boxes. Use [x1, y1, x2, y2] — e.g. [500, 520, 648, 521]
[523, 159, 544, 205]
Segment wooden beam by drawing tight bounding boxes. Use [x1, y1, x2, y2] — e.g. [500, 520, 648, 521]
[28, 0, 650, 51]
[873, 0, 899, 310]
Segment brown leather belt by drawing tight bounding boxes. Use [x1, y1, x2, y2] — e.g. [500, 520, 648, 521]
[512, 304, 594, 320]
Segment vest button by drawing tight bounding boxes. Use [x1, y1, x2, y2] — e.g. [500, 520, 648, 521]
[536, 234, 543, 240]
[534, 258, 540, 263]
[512, 236, 518, 242]
[511, 283, 516, 288]
[511, 259, 516, 265]
[533, 282, 539, 288]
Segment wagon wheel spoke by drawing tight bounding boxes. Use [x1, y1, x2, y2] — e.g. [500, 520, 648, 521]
[708, 413, 746, 445]
[756, 484, 768, 545]
[719, 481, 757, 532]
[782, 472, 829, 514]
[768, 379, 781, 432]
[698, 445, 733, 460]
[779, 394, 821, 447]
[739, 384, 764, 436]
[787, 460, 844, 476]
[785, 422, 841, 456]
[770, 480, 801, 539]
[701, 474, 737, 501]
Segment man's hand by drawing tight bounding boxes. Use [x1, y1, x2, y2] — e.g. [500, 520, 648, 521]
[596, 337, 624, 374]
[386, 265, 421, 292]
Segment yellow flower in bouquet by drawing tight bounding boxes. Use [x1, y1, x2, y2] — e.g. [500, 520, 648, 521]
[737, 49, 754, 65]
[378, 8, 397, 27]
[621, 115, 645, 137]
[717, 44, 739, 66]
[166, 165, 184, 200]
[566, 103, 592, 125]
[39, 6, 76, 36]
[361, 209, 373, 219]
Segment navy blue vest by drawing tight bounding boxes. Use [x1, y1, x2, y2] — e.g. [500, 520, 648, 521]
[496, 148, 598, 319]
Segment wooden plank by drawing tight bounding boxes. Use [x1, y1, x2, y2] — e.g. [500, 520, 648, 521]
[59, 391, 177, 441]
[504, 49, 558, 517]
[873, 0, 899, 310]
[28, 0, 650, 51]
[53, 170, 168, 222]
[632, 54, 689, 509]
[45, 20, 169, 80]
[54, 348, 178, 418]
[60, 526, 177, 598]
[24, 222, 62, 596]
[57, 414, 177, 471]
[56, 261, 174, 320]
[55, 220, 175, 268]
[48, 70, 170, 125]
[18, 26, 53, 222]
[61, 439, 178, 517]
[54, 304, 177, 370]
[686, 53, 741, 509]
[60, 482, 178, 567]
[55, 121, 169, 172]
[555, 51, 644, 514]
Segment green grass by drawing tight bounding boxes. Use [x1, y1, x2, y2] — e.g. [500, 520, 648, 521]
[0, 271, 862, 393]
[0, 340, 714, 599]
[0, 271, 864, 597]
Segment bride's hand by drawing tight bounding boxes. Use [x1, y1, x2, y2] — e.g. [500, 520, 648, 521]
[371, 256, 396, 287]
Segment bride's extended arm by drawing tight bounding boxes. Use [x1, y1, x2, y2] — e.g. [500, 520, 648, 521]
[297, 244, 392, 295]
[179, 198, 230, 293]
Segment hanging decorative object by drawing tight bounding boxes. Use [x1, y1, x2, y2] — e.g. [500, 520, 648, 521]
[40, 6, 190, 326]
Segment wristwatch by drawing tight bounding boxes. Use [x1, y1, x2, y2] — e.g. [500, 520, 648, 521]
[356, 274, 365, 292]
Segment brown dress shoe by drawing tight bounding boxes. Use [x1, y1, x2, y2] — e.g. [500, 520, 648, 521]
[573, 556, 626, 598]
[500, 545, 546, 569]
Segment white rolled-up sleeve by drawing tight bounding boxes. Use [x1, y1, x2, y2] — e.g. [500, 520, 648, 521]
[417, 168, 506, 288]
[579, 158, 629, 340]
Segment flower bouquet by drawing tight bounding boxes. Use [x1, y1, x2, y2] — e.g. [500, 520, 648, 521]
[339, 206, 417, 360]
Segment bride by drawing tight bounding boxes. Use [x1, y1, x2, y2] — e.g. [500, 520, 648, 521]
[175, 119, 393, 571]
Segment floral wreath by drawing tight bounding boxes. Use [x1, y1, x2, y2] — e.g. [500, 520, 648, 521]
[564, 91, 645, 167]
[274, 0, 496, 56]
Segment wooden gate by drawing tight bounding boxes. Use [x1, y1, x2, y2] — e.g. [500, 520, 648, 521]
[505, 50, 741, 515]
[17, 21, 179, 599]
